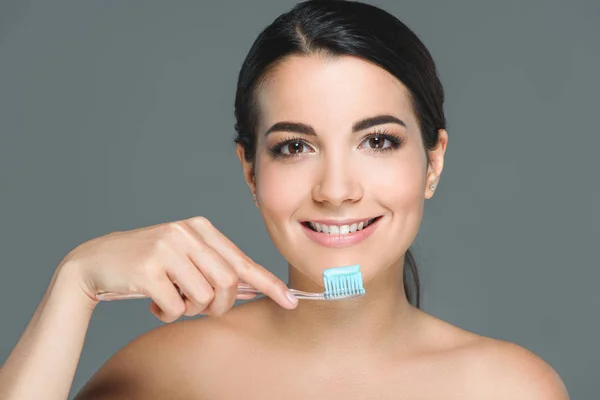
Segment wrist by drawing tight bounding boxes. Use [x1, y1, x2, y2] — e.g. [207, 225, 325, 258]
[53, 261, 99, 312]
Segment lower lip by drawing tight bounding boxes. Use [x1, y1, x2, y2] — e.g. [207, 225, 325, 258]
[301, 218, 381, 248]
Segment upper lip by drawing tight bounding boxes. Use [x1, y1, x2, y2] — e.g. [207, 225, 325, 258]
[302, 216, 380, 225]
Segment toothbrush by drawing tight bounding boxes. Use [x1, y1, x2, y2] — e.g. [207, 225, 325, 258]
[95, 264, 365, 301]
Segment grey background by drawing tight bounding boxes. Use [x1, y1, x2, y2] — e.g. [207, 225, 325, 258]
[0, 0, 598, 398]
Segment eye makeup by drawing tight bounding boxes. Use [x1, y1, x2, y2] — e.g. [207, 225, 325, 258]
[267, 128, 406, 160]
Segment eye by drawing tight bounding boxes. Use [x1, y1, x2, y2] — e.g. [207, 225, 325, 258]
[281, 140, 307, 155]
[360, 130, 404, 152]
[268, 138, 314, 159]
[365, 136, 389, 149]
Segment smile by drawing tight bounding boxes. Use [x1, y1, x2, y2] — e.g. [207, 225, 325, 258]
[303, 217, 378, 235]
[300, 216, 382, 248]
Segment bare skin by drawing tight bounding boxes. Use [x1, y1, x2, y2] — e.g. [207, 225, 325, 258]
[74, 297, 567, 399]
[74, 54, 568, 399]
[0, 54, 569, 399]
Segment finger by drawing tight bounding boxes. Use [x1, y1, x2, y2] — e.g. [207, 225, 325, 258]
[185, 217, 297, 309]
[166, 220, 240, 315]
[169, 268, 215, 317]
[145, 275, 186, 323]
[161, 246, 217, 316]
[172, 222, 241, 316]
[190, 249, 239, 317]
[236, 293, 257, 300]
[233, 282, 257, 299]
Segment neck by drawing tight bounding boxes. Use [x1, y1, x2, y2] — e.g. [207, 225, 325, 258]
[263, 258, 418, 357]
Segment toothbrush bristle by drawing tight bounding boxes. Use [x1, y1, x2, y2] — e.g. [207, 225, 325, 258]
[322, 264, 365, 300]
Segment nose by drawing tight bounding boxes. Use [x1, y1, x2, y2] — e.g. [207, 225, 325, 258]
[311, 153, 363, 207]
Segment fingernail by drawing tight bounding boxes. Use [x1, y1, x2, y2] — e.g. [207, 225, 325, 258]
[285, 290, 298, 307]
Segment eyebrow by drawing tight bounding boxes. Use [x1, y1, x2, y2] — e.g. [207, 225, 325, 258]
[263, 114, 407, 137]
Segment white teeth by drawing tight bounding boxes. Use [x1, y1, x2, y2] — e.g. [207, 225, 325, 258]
[307, 218, 375, 235]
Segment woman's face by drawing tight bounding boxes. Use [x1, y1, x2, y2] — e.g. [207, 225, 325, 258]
[238, 54, 445, 289]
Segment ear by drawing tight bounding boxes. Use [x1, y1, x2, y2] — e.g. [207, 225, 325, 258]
[425, 128, 448, 199]
[236, 144, 257, 201]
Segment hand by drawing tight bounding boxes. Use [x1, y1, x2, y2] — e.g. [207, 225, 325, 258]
[59, 216, 298, 322]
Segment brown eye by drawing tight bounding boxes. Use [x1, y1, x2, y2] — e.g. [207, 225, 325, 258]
[367, 136, 385, 149]
[283, 140, 305, 155]
[268, 138, 315, 159]
[359, 132, 404, 152]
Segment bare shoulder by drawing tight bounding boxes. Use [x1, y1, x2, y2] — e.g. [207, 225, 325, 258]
[412, 311, 569, 399]
[74, 303, 256, 400]
[462, 336, 570, 399]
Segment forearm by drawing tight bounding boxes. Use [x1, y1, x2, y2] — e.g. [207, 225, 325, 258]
[0, 263, 97, 400]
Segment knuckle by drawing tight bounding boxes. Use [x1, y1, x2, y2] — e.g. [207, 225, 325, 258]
[182, 301, 199, 317]
[152, 236, 173, 256]
[160, 220, 180, 235]
[162, 314, 178, 323]
[238, 259, 256, 273]
[182, 309, 194, 317]
[151, 302, 183, 323]
[197, 290, 215, 306]
[169, 302, 186, 318]
[189, 215, 212, 228]
[166, 220, 203, 245]
[166, 220, 190, 236]
[183, 308, 197, 317]
[268, 275, 286, 292]
[215, 272, 239, 291]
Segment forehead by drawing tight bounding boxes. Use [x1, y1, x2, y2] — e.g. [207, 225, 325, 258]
[256, 55, 416, 131]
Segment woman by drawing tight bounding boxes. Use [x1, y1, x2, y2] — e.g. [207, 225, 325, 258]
[0, 1, 569, 399]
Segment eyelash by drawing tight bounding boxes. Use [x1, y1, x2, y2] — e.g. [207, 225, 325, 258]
[268, 129, 405, 159]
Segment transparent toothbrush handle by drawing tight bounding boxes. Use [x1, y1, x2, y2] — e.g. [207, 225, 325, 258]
[95, 284, 326, 301]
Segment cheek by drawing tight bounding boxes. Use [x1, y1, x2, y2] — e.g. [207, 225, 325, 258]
[365, 152, 426, 208]
[254, 155, 313, 221]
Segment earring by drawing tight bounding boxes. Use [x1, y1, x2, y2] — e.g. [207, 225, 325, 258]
[252, 193, 257, 201]
[429, 173, 438, 192]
